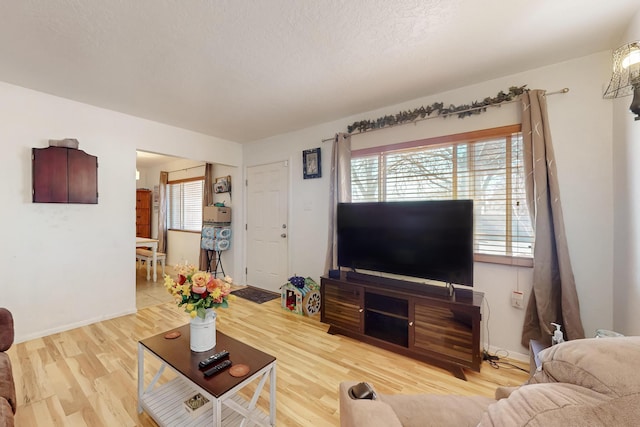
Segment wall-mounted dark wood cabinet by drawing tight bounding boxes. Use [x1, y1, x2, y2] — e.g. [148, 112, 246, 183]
[32, 147, 98, 204]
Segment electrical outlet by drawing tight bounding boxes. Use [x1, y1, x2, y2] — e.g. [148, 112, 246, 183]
[511, 290, 524, 309]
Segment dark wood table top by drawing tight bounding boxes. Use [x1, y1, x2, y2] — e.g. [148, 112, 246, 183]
[140, 324, 276, 398]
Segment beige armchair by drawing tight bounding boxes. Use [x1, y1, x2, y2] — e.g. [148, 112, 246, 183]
[340, 336, 640, 426]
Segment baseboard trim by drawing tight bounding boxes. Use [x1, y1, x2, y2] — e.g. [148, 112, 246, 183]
[15, 308, 137, 344]
[483, 343, 529, 363]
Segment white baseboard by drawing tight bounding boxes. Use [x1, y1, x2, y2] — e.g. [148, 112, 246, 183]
[483, 343, 529, 363]
[15, 308, 137, 344]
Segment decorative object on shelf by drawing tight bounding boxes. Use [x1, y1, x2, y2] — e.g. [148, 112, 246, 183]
[303, 147, 322, 179]
[183, 392, 212, 418]
[48, 138, 79, 149]
[603, 40, 640, 121]
[164, 263, 234, 351]
[281, 276, 321, 316]
[190, 309, 217, 352]
[203, 205, 232, 223]
[346, 85, 528, 134]
[214, 175, 231, 193]
[164, 263, 234, 317]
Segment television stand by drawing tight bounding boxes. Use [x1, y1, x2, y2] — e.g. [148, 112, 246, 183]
[344, 271, 454, 297]
[321, 272, 482, 380]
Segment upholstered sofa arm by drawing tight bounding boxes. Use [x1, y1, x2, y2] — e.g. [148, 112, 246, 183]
[479, 382, 638, 427]
[0, 309, 14, 352]
[529, 336, 640, 397]
[0, 308, 16, 419]
[339, 381, 402, 427]
[0, 353, 16, 415]
[340, 381, 495, 427]
[479, 337, 640, 427]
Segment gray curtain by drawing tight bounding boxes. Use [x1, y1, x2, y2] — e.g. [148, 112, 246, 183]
[157, 171, 168, 254]
[199, 163, 214, 271]
[521, 90, 585, 346]
[324, 133, 352, 274]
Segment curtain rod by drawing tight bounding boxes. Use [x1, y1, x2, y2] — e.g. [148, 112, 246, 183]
[166, 164, 205, 173]
[321, 87, 570, 142]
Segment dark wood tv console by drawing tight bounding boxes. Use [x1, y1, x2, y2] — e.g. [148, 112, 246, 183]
[320, 273, 483, 380]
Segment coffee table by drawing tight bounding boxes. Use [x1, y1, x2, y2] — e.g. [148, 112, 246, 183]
[138, 325, 276, 426]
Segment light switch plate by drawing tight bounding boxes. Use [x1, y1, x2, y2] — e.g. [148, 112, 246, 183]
[511, 290, 524, 309]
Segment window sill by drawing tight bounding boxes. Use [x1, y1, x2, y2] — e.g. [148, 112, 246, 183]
[167, 229, 202, 234]
[474, 253, 533, 268]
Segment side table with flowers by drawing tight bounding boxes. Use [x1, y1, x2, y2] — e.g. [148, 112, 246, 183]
[164, 263, 234, 352]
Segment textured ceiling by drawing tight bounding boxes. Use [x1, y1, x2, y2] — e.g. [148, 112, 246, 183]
[0, 0, 637, 142]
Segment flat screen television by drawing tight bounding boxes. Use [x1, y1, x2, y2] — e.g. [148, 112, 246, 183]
[337, 200, 474, 286]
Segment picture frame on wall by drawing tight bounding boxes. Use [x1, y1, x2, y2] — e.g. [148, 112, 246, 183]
[303, 147, 321, 179]
[214, 175, 231, 193]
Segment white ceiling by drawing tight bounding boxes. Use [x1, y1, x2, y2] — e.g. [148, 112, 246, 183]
[0, 1, 637, 143]
[135, 150, 177, 169]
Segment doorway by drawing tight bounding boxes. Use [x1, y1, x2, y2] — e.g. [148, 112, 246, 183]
[246, 161, 289, 292]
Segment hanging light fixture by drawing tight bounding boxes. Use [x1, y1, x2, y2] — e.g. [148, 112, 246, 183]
[603, 41, 640, 120]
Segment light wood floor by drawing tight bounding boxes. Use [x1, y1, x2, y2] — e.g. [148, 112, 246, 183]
[7, 270, 529, 426]
[135, 264, 175, 310]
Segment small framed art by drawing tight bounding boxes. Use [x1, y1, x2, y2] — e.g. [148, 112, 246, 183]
[214, 175, 231, 193]
[303, 148, 321, 179]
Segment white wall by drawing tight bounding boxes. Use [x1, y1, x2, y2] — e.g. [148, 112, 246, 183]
[137, 157, 202, 267]
[2, 50, 621, 355]
[137, 159, 238, 273]
[138, 158, 204, 239]
[0, 81, 242, 343]
[140, 159, 206, 266]
[211, 163, 237, 277]
[613, 10, 640, 335]
[244, 51, 615, 355]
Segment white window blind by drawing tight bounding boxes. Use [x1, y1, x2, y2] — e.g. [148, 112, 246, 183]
[351, 126, 533, 259]
[168, 179, 203, 231]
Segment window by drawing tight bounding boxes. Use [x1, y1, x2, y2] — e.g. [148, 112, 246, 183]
[168, 178, 203, 231]
[351, 125, 533, 262]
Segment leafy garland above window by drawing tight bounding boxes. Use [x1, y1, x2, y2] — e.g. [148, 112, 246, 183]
[346, 85, 528, 134]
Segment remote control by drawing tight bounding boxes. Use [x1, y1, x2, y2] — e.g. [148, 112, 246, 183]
[198, 350, 229, 369]
[203, 359, 232, 377]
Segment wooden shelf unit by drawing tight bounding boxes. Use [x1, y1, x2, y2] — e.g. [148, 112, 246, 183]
[320, 272, 483, 380]
[136, 189, 152, 238]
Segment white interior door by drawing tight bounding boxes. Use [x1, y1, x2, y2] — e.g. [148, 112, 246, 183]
[246, 161, 289, 292]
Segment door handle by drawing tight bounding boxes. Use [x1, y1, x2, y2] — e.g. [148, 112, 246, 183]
[281, 233, 287, 238]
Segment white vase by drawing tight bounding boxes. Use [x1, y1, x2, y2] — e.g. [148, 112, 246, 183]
[190, 309, 216, 352]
